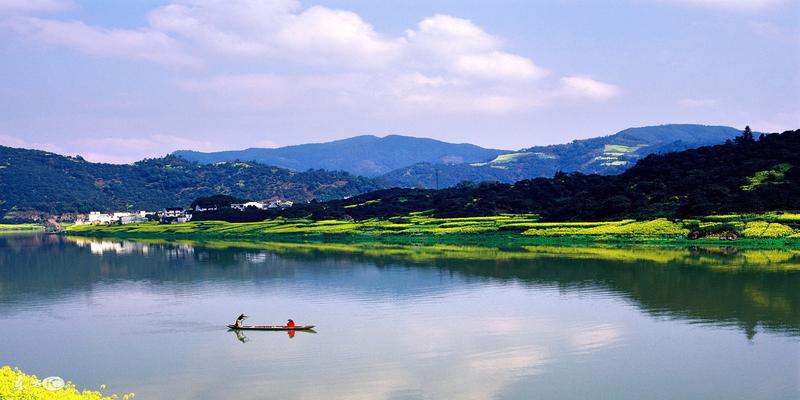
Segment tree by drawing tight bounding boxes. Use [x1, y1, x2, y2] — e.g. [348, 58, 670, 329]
[743, 126, 754, 142]
[736, 126, 755, 144]
[190, 194, 248, 209]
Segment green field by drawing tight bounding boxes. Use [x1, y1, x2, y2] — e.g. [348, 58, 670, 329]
[65, 212, 800, 248]
[0, 224, 42, 232]
[469, 151, 558, 167]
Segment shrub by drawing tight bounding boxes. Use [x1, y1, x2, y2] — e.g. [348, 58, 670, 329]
[742, 221, 794, 238]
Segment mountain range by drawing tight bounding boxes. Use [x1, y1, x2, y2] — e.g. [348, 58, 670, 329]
[377, 124, 743, 188]
[0, 124, 750, 215]
[175, 124, 742, 188]
[277, 128, 799, 221]
[0, 149, 378, 216]
[174, 135, 508, 177]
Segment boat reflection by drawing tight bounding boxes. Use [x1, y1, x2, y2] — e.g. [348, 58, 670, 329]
[229, 328, 317, 342]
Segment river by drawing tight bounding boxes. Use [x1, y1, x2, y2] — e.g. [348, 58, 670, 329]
[0, 234, 797, 399]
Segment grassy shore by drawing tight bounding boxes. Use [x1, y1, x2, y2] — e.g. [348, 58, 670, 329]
[65, 212, 800, 248]
[0, 223, 43, 232]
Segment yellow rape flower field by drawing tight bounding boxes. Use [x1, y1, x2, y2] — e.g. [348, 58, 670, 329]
[66, 211, 800, 247]
[0, 366, 133, 400]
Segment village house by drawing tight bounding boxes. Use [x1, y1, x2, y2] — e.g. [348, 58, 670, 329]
[118, 213, 148, 225]
[79, 211, 150, 225]
[267, 200, 293, 209]
[228, 200, 293, 211]
[87, 211, 115, 225]
[160, 207, 191, 224]
[230, 201, 266, 211]
[193, 204, 218, 212]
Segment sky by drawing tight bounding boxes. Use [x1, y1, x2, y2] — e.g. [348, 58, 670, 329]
[0, 0, 798, 163]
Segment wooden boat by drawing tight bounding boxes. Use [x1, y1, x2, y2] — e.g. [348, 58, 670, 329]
[227, 324, 315, 331]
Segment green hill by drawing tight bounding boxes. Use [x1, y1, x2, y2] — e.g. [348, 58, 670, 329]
[278, 128, 799, 221]
[173, 135, 509, 177]
[0, 147, 380, 215]
[378, 124, 742, 188]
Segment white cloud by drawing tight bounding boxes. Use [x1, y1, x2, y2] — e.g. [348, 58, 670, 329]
[276, 6, 400, 67]
[0, 133, 26, 147]
[157, 2, 572, 114]
[1, 132, 231, 164]
[661, 0, 784, 11]
[7, 17, 198, 66]
[405, 14, 499, 57]
[177, 73, 362, 110]
[749, 111, 800, 134]
[3, 0, 620, 118]
[385, 72, 541, 114]
[73, 134, 226, 163]
[559, 76, 621, 101]
[148, 0, 299, 57]
[0, 133, 63, 153]
[0, 0, 71, 13]
[149, 0, 399, 67]
[179, 71, 542, 116]
[453, 51, 547, 81]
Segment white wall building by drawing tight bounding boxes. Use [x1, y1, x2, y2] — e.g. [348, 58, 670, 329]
[231, 201, 266, 211]
[88, 212, 115, 225]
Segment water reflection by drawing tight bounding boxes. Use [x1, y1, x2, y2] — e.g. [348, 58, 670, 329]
[1, 235, 797, 339]
[228, 328, 317, 343]
[232, 329, 249, 343]
[0, 235, 798, 400]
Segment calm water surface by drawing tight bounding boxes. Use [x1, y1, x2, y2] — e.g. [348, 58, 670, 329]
[0, 235, 798, 399]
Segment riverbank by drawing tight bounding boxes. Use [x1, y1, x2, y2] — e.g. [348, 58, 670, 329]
[0, 224, 43, 233]
[65, 213, 800, 249]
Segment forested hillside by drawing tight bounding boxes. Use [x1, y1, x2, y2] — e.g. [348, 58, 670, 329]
[174, 134, 508, 177]
[0, 148, 380, 214]
[263, 128, 799, 221]
[378, 124, 742, 188]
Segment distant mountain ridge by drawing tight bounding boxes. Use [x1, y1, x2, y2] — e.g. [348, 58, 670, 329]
[0, 124, 749, 216]
[276, 128, 800, 221]
[174, 135, 509, 177]
[0, 147, 380, 215]
[378, 124, 744, 188]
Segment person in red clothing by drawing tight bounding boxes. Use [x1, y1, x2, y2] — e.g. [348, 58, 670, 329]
[286, 319, 296, 329]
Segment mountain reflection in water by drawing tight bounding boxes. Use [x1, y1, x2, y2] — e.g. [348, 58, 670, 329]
[0, 235, 797, 400]
[2, 235, 796, 339]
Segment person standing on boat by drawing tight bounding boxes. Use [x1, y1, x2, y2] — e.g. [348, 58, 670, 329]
[235, 314, 247, 328]
[286, 319, 295, 329]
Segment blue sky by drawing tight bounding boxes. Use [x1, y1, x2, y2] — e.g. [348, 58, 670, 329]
[0, 0, 798, 163]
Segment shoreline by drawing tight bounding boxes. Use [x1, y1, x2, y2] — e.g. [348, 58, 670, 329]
[61, 234, 800, 272]
[0, 223, 43, 233]
[63, 218, 800, 250]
